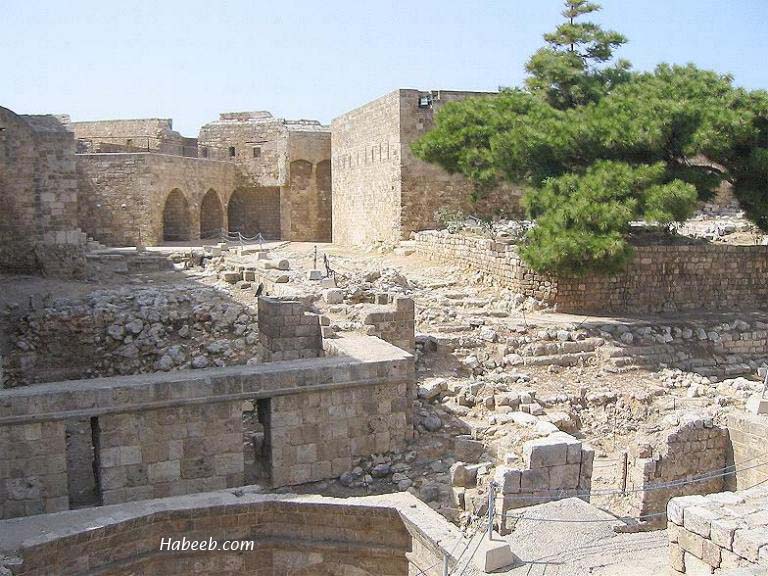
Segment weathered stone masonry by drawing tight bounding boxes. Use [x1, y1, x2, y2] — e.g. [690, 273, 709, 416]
[0, 106, 86, 277]
[331, 90, 521, 246]
[416, 230, 768, 314]
[0, 329, 414, 519]
[77, 153, 237, 246]
[0, 492, 467, 576]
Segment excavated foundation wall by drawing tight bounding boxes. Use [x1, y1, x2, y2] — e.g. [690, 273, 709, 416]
[415, 231, 768, 314]
[0, 493, 466, 576]
[0, 329, 413, 520]
[1, 286, 261, 387]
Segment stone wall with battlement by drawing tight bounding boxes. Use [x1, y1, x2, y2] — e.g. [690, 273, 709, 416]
[0, 332, 414, 519]
[71, 118, 197, 157]
[0, 106, 86, 277]
[0, 492, 464, 576]
[415, 230, 768, 314]
[331, 89, 521, 246]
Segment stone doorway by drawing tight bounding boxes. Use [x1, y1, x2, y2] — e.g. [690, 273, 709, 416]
[162, 189, 190, 241]
[199, 188, 224, 239]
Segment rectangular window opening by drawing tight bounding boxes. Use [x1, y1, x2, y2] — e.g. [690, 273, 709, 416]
[243, 398, 272, 486]
[65, 417, 102, 509]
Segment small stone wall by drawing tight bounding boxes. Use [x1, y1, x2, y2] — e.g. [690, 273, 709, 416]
[726, 412, 768, 492]
[415, 230, 768, 314]
[258, 297, 323, 361]
[495, 431, 594, 534]
[363, 296, 416, 353]
[625, 417, 728, 525]
[668, 486, 768, 574]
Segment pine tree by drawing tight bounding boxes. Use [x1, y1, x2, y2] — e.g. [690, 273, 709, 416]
[525, 0, 630, 109]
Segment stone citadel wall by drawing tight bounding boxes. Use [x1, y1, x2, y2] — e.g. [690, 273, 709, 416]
[331, 89, 521, 245]
[331, 90, 403, 245]
[77, 153, 238, 245]
[415, 230, 768, 314]
[71, 118, 196, 156]
[0, 107, 86, 277]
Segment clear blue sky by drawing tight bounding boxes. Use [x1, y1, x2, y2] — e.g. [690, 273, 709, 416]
[2, 0, 766, 136]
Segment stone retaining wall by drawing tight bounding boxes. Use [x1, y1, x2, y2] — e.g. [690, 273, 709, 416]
[415, 230, 768, 314]
[0, 334, 414, 519]
[0, 493, 439, 576]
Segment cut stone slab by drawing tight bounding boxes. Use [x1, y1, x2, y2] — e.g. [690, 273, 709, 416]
[471, 531, 517, 572]
[307, 270, 324, 280]
[523, 435, 571, 469]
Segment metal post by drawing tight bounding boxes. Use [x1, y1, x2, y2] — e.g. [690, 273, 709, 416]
[487, 480, 496, 540]
[313, 245, 318, 270]
[442, 552, 449, 576]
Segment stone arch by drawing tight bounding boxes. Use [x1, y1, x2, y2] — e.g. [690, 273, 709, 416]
[289, 159, 313, 190]
[199, 188, 224, 239]
[227, 186, 280, 239]
[162, 189, 191, 241]
[316, 159, 331, 193]
[290, 562, 375, 576]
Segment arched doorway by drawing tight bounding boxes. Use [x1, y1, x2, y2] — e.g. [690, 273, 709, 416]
[227, 187, 280, 239]
[199, 188, 224, 239]
[162, 189, 190, 241]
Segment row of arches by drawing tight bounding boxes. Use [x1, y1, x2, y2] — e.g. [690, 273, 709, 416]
[162, 187, 273, 242]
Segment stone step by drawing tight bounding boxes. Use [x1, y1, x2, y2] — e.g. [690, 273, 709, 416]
[522, 338, 605, 357]
[523, 351, 595, 367]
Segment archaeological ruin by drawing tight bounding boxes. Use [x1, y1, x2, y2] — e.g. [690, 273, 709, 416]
[2, 88, 768, 576]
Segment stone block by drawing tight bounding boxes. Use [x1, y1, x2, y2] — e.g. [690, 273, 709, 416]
[471, 533, 517, 572]
[683, 552, 714, 575]
[549, 464, 581, 489]
[147, 460, 181, 483]
[523, 436, 569, 469]
[684, 505, 720, 538]
[494, 467, 521, 494]
[521, 468, 549, 492]
[679, 528, 705, 559]
[454, 436, 484, 463]
[746, 394, 768, 415]
[733, 527, 768, 562]
[701, 538, 721, 568]
[669, 543, 686, 573]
